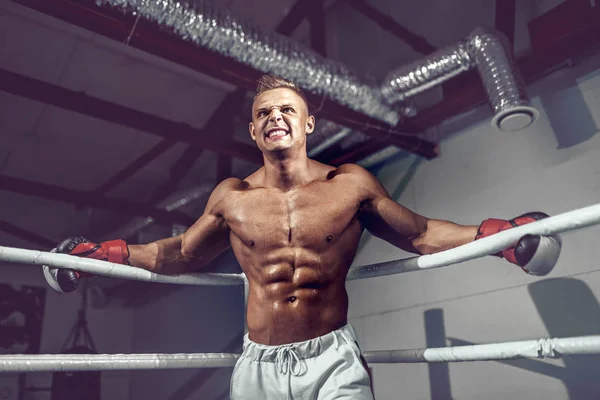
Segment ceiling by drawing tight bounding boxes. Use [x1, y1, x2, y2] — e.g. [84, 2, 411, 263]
[1, 0, 598, 303]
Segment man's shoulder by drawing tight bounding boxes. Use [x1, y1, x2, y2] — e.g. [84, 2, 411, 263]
[209, 177, 249, 203]
[328, 163, 385, 198]
[204, 177, 249, 213]
[328, 163, 373, 180]
[215, 177, 248, 192]
[214, 169, 265, 194]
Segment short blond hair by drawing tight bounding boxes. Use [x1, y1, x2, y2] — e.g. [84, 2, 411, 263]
[253, 74, 309, 112]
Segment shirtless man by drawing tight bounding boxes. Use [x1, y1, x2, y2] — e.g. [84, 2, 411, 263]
[44, 75, 560, 399]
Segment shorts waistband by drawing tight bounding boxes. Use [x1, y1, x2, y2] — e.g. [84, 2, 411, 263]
[241, 324, 358, 362]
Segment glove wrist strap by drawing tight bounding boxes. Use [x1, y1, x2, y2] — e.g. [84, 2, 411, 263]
[475, 218, 508, 240]
[103, 239, 130, 265]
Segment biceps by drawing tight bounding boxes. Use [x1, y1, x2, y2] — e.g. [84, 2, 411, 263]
[181, 213, 230, 259]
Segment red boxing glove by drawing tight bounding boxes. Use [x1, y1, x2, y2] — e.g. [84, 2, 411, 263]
[475, 212, 561, 276]
[43, 237, 130, 293]
[61, 236, 130, 265]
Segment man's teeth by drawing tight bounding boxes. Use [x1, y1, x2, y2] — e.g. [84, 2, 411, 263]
[267, 129, 288, 138]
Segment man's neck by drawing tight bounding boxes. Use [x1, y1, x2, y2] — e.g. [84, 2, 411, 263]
[262, 151, 313, 190]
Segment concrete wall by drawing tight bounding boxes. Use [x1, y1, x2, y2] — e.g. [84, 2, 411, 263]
[347, 56, 600, 399]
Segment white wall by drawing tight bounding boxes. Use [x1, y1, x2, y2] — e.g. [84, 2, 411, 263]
[347, 57, 600, 399]
[0, 252, 134, 400]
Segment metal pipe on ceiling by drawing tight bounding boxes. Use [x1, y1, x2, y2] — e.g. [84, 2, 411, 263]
[381, 27, 539, 133]
[11, 0, 437, 158]
[97, 0, 400, 126]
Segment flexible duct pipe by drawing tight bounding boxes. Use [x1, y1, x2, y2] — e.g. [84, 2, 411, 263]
[97, 0, 400, 125]
[381, 27, 539, 132]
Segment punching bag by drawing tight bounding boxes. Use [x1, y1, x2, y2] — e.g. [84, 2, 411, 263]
[52, 283, 101, 400]
[51, 346, 101, 400]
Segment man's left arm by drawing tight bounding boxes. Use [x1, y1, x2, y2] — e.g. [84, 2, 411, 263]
[346, 164, 561, 276]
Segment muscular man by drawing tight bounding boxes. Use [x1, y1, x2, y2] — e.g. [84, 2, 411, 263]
[44, 75, 561, 399]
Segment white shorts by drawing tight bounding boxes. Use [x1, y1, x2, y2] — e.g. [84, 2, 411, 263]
[230, 324, 374, 400]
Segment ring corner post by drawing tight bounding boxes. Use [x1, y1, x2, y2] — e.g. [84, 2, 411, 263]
[243, 274, 249, 335]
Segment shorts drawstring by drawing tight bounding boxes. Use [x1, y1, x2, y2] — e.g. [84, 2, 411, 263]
[276, 345, 306, 376]
[233, 325, 373, 400]
[276, 345, 307, 399]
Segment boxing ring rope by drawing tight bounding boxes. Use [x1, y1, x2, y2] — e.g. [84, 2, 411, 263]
[0, 353, 239, 372]
[348, 202, 600, 280]
[362, 335, 600, 363]
[1, 202, 600, 373]
[2, 335, 600, 372]
[0, 246, 245, 286]
[1, 202, 599, 285]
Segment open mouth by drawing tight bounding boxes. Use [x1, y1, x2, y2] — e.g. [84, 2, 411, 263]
[265, 128, 289, 141]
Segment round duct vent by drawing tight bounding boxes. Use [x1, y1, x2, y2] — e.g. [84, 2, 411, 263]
[491, 105, 540, 132]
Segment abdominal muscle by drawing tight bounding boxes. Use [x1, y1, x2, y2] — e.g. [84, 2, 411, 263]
[244, 262, 350, 345]
[224, 177, 365, 345]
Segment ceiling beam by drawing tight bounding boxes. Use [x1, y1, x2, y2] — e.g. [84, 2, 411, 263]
[95, 88, 246, 201]
[0, 220, 56, 248]
[308, 0, 328, 56]
[495, 0, 517, 47]
[94, 140, 177, 195]
[276, 0, 323, 36]
[12, 0, 438, 159]
[345, 0, 437, 55]
[147, 147, 204, 206]
[328, 140, 389, 165]
[0, 68, 263, 165]
[0, 175, 196, 227]
[198, 88, 246, 184]
[212, 103, 238, 183]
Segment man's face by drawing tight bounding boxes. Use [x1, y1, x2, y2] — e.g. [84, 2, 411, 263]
[249, 88, 315, 154]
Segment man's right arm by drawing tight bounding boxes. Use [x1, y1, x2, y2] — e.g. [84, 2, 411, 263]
[126, 179, 236, 274]
[44, 179, 238, 292]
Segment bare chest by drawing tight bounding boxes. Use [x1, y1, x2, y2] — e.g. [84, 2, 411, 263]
[223, 182, 362, 249]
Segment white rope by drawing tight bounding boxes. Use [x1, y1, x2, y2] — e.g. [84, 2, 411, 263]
[0, 353, 239, 372]
[363, 335, 600, 363]
[348, 202, 600, 280]
[3, 335, 599, 372]
[0, 246, 244, 286]
[2, 203, 600, 285]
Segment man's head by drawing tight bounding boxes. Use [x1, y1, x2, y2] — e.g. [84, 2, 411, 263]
[249, 74, 315, 155]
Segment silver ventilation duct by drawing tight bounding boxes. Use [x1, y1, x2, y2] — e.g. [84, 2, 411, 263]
[381, 27, 539, 132]
[97, 0, 400, 125]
